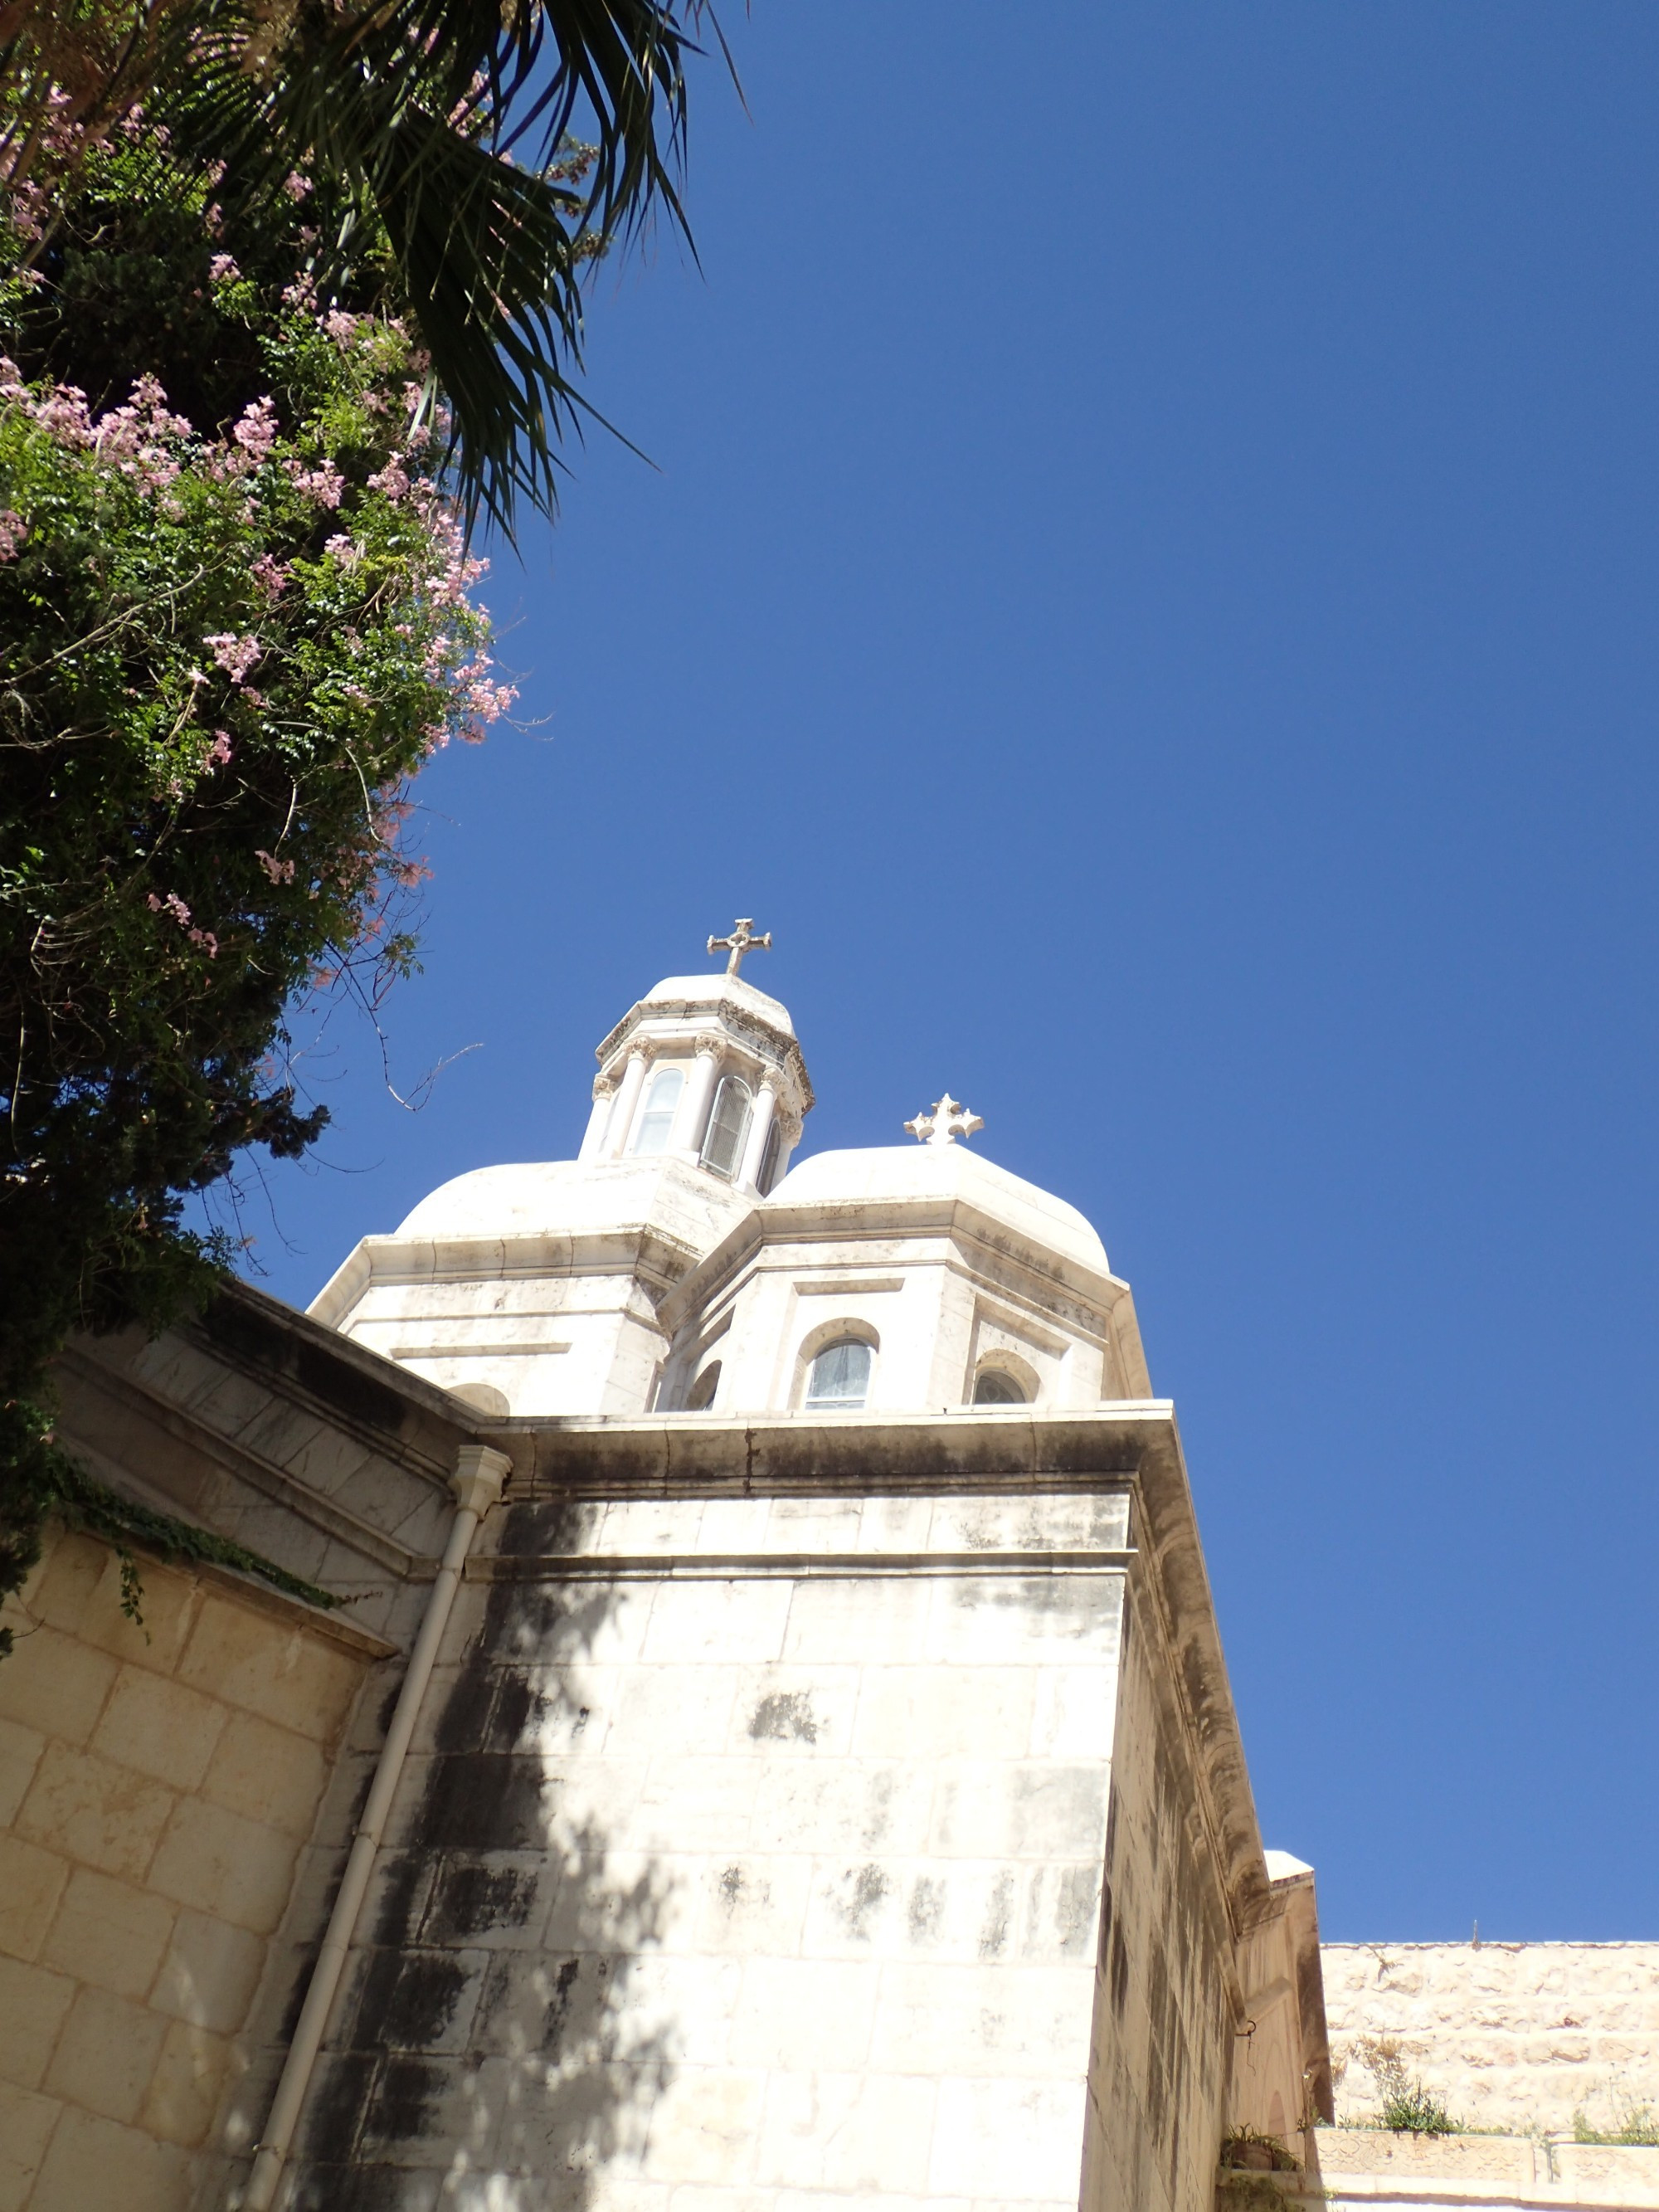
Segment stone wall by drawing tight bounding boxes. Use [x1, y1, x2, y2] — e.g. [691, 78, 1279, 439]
[0, 1525, 381, 2212]
[1307, 2122, 1659, 2207]
[274, 1484, 1138, 2212]
[1323, 1942, 1659, 2138]
[1080, 1578, 1238, 2212]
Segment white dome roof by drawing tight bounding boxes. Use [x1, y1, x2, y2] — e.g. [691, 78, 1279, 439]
[766, 1145, 1109, 1275]
[392, 1157, 748, 1253]
[635, 972, 796, 1038]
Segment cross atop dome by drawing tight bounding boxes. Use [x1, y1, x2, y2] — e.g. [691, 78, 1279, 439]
[905, 1092, 983, 1147]
[708, 916, 771, 977]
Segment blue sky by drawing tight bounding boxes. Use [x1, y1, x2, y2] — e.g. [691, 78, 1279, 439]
[241, 2, 1659, 1942]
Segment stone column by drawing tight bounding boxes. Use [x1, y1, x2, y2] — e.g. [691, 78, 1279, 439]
[604, 1050, 649, 1158]
[576, 1090, 612, 1163]
[672, 1045, 721, 1159]
[771, 1113, 800, 1187]
[737, 1079, 779, 1192]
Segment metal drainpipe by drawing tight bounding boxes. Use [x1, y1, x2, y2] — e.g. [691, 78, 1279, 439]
[239, 1443, 511, 2211]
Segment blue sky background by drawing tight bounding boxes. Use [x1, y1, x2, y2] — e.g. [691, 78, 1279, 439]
[238, 2, 1659, 1943]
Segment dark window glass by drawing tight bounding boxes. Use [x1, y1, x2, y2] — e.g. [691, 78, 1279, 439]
[973, 1368, 1027, 1405]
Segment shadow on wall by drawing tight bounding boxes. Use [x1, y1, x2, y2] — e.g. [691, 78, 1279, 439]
[289, 1542, 680, 2212]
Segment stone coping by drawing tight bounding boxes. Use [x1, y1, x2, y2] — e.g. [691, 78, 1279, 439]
[1248, 2127, 1659, 2209]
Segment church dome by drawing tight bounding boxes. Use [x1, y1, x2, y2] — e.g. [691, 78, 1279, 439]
[628, 972, 797, 1040]
[766, 1143, 1110, 1277]
[390, 1157, 747, 1250]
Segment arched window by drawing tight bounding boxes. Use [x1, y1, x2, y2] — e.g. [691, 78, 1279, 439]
[700, 1074, 752, 1180]
[805, 1338, 872, 1411]
[757, 1117, 782, 1196]
[631, 1064, 684, 1156]
[972, 1367, 1028, 1406]
[686, 1361, 722, 1411]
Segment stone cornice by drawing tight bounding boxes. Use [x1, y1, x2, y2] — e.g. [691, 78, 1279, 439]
[313, 1220, 709, 1310]
[594, 991, 815, 1116]
[654, 1185, 1137, 1344]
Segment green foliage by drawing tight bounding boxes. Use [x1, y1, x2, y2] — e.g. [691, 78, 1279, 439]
[1219, 2129, 1301, 2172]
[2, 1425, 338, 1661]
[1, 0, 709, 530]
[0, 95, 511, 1640]
[1378, 2081, 1460, 2137]
[1574, 2100, 1659, 2146]
[1354, 2039, 1461, 2137]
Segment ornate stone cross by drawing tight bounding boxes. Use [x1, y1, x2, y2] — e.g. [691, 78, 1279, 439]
[905, 1093, 984, 1147]
[708, 917, 772, 977]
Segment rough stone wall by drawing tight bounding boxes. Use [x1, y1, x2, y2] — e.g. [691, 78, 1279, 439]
[279, 1485, 1131, 2212]
[1323, 1942, 1659, 2137]
[1079, 1581, 1236, 2212]
[0, 1525, 372, 2212]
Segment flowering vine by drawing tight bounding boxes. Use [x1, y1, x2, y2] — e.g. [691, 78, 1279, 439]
[0, 95, 519, 1620]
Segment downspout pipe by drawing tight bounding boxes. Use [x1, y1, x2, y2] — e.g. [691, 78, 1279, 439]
[239, 1443, 511, 2211]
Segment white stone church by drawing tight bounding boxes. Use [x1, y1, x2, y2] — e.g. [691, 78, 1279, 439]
[2, 928, 1655, 2212]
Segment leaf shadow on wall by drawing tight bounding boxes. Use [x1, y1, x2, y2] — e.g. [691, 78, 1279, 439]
[289, 1545, 682, 2212]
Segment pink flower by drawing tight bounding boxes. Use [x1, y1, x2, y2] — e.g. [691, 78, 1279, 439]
[463, 673, 517, 734]
[287, 460, 344, 509]
[231, 397, 279, 467]
[255, 849, 296, 886]
[187, 928, 218, 957]
[282, 170, 313, 201]
[250, 553, 288, 600]
[209, 253, 241, 282]
[324, 308, 360, 347]
[203, 632, 261, 684]
[32, 385, 94, 446]
[206, 731, 233, 766]
[0, 511, 25, 562]
[367, 455, 409, 499]
[324, 533, 361, 570]
[148, 890, 192, 926]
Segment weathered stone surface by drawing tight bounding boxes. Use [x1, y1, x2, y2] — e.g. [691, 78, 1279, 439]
[1309, 2122, 1659, 2208]
[38, 1868, 176, 1999]
[1323, 1941, 1659, 2137]
[0, 1517, 376, 2211]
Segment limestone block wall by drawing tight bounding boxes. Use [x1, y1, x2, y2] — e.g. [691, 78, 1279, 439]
[0, 1525, 380, 2212]
[273, 1484, 1137, 2212]
[56, 1289, 470, 1653]
[1079, 1585, 1236, 2212]
[1323, 1942, 1659, 2137]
